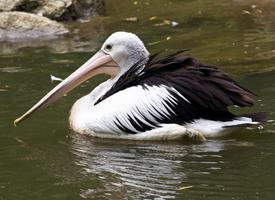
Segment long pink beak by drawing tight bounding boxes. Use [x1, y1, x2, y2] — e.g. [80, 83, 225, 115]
[14, 51, 119, 126]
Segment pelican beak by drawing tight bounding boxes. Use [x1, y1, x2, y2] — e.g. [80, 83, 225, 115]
[14, 51, 119, 126]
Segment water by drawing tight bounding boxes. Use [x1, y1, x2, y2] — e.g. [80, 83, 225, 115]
[1, 0, 275, 199]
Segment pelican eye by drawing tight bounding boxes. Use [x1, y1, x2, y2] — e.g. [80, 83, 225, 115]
[105, 44, 112, 51]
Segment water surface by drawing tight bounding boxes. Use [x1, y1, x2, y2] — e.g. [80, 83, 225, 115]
[1, 0, 275, 199]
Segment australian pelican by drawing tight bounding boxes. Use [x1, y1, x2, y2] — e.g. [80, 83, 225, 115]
[14, 32, 265, 140]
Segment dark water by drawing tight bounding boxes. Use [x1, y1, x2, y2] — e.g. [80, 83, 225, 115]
[1, 0, 275, 199]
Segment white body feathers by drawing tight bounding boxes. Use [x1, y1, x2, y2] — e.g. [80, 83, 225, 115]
[69, 81, 257, 140]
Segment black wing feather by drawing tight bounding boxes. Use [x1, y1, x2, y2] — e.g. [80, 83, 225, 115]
[95, 51, 256, 132]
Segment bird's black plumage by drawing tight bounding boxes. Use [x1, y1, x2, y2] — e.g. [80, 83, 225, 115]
[95, 51, 258, 133]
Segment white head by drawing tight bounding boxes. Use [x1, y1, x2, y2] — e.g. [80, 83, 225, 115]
[14, 32, 150, 125]
[101, 32, 149, 75]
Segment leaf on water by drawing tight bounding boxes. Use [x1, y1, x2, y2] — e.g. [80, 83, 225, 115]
[149, 16, 157, 21]
[154, 20, 171, 26]
[147, 41, 162, 46]
[179, 185, 193, 190]
[124, 17, 138, 22]
[0, 84, 8, 92]
[15, 137, 25, 145]
[242, 10, 251, 15]
[147, 36, 171, 46]
[256, 9, 263, 14]
[154, 20, 179, 27]
[50, 74, 63, 82]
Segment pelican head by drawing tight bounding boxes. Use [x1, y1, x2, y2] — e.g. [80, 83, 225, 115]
[102, 32, 149, 74]
[14, 32, 149, 125]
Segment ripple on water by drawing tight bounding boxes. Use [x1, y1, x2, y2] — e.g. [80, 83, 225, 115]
[0, 67, 32, 73]
[70, 134, 259, 199]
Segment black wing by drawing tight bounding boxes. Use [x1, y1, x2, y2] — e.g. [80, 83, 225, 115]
[95, 51, 256, 132]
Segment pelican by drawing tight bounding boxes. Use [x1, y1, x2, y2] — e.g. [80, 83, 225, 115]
[14, 32, 265, 140]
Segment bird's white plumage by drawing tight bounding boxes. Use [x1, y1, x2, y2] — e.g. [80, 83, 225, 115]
[70, 84, 190, 135]
[70, 123, 206, 141]
[186, 117, 258, 137]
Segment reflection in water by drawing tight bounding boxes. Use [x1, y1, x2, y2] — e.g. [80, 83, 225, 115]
[70, 133, 254, 199]
[0, 17, 106, 55]
[0, 66, 32, 73]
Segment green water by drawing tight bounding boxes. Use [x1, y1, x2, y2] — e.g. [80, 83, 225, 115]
[1, 0, 275, 199]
